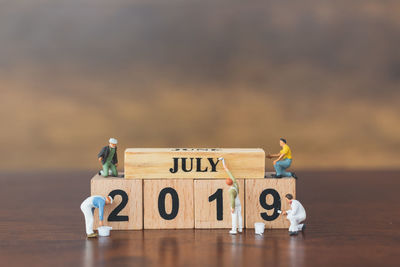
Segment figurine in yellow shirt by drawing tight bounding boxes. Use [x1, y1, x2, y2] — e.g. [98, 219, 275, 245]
[267, 138, 298, 179]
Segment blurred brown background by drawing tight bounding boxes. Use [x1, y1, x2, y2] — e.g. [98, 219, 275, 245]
[0, 0, 399, 171]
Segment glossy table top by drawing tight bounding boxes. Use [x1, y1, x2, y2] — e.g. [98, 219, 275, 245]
[0, 170, 399, 267]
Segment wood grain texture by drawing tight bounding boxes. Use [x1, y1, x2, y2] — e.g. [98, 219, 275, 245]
[143, 179, 194, 229]
[1, 171, 400, 267]
[245, 178, 296, 229]
[194, 179, 245, 228]
[124, 148, 265, 179]
[91, 174, 143, 230]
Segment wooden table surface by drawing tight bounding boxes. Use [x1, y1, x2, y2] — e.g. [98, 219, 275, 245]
[0, 170, 399, 267]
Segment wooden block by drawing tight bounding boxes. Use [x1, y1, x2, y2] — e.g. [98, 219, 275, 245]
[125, 148, 265, 179]
[91, 174, 143, 230]
[143, 179, 194, 229]
[245, 178, 296, 229]
[194, 179, 245, 228]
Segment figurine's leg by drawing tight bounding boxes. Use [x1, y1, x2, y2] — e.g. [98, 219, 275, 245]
[279, 159, 292, 177]
[296, 216, 306, 231]
[101, 163, 109, 177]
[86, 213, 94, 235]
[297, 223, 304, 231]
[288, 216, 299, 233]
[81, 204, 95, 235]
[274, 162, 283, 176]
[230, 210, 238, 234]
[234, 197, 243, 232]
[238, 205, 243, 232]
[110, 164, 118, 177]
[281, 170, 292, 177]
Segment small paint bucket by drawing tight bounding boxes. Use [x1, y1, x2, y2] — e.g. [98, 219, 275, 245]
[98, 226, 112, 237]
[254, 222, 265, 235]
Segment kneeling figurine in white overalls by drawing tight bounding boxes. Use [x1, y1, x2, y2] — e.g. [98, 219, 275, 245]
[282, 194, 306, 236]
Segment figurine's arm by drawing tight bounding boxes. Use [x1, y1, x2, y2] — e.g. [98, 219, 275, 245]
[286, 201, 298, 216]
[269, 145, 289, 159]
[98, 146, 107, 163]
[224, 167, 240, 194]
[220, 159, 238, 185]
[276, 146, 289, 162]
[226, 168, 237, 185]
[98, 201, 105, 226]
[276, 153, 285, 161]
[267, 153, 280, 158]
[273, 147, 287, 164]
[114, 148, 118, 166]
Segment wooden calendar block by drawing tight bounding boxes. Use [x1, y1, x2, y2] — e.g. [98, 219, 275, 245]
[143, 179, 194, 229]
[194, 179, 245, 228]
[91, 174, 143, 230]
[245, 178, 296, 229]
[125, 148, 265, 179]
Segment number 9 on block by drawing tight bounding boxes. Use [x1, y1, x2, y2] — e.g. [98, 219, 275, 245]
[245, 178, 296, 229]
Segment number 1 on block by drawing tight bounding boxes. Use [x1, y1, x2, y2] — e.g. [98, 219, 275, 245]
[195, 179, 245, 229]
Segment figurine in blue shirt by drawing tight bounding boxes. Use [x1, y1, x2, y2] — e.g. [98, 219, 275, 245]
[80, 195, 113, 237]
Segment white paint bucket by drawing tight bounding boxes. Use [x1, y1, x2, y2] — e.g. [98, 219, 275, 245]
[98, 226, 112, 237]
[254, 222, 265, 235]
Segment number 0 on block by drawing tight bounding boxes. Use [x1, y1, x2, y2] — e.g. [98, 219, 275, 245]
[143, 180, 194, 229]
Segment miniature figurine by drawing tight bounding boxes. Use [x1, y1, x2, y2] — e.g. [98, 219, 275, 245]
[98, 138, 118, 177]
[80, 195, 113, 238]
[219, 157, 243, 234]
[281, 194, 306, 236]
[266, 138, 298, 179]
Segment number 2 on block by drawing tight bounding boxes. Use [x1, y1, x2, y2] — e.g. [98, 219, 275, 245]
[107, 189, 129, 222]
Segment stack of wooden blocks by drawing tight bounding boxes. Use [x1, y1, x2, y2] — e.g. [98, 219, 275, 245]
[91, 148, 296, 230]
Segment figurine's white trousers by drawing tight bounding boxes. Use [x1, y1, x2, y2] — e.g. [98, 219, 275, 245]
[287, 214, 306, 232]
[81, 198, 96, 235]
[231, 196, 243, 231]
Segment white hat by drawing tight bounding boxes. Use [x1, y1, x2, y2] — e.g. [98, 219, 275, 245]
[108, 196, 113, 204]
[109, 138, 118, 144]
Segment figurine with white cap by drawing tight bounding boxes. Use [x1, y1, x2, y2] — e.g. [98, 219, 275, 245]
[98, 138, 119, 177]
[80, 195, 113, 238]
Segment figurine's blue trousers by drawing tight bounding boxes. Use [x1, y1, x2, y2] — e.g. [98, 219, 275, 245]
[274, 158, 292, 177]
[101, 162, 118, 177]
